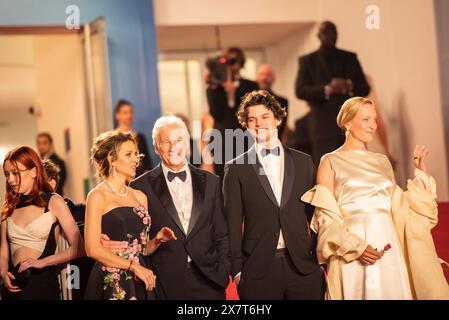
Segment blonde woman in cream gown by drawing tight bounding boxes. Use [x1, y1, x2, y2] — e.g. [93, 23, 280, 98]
[323, 149, 412, 299]
[311, 97, 432, 300]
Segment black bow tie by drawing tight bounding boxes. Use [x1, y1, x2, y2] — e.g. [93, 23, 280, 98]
[261, 146, 280, 157]
[167, 170, 187, 182]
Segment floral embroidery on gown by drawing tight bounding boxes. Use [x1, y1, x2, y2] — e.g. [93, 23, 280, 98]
[85, 205, 154, 300]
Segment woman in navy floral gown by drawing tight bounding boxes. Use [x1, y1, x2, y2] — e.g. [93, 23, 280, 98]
[84, 131, 176, 300]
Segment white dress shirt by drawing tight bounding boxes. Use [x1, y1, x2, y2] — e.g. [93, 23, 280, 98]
[161, 162, 193, 262]
[256, 141, 286, 249]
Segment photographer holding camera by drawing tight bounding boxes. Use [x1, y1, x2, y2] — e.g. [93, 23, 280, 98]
[206, 47, 259, 178]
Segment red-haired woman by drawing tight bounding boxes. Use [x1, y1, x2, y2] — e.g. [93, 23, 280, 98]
[0, 146, 84, 300]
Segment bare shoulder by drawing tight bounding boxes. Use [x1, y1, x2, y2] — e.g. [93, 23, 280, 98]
[47, 193, 67, 209]
[86, 187, 106, 206]
[317, 154, 332, 173]
[131, 188, 148, 207]
[316, 155, 334, 190]
[47, 193, 70, 220]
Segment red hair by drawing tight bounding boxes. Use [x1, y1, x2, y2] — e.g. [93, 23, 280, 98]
[2, 146, 53, 220]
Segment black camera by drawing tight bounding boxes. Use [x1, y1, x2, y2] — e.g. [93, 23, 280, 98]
[205, 55, 238, 85]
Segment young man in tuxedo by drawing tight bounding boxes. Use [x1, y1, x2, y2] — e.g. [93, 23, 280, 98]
[126, 115, 230, 299]
[223, 90, 325, 300]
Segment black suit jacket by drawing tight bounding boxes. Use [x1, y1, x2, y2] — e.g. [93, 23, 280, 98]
[295, 48, 370, 141]
[223, 145, 319, 280]
[130, 164, 231, 299]
[207, 78, 259, 132]
[49, 153, 66, 195]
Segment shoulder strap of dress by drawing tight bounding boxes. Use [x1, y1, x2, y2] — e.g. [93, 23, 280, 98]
[41, 192, 58, 213]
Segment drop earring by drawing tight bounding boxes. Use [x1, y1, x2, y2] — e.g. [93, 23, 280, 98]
[112, 165, 116, 177]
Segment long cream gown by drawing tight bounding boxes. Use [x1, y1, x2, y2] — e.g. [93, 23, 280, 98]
[325, 150, 412, 299]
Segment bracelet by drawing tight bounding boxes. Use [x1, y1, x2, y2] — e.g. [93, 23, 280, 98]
[127, 260, 133, 271]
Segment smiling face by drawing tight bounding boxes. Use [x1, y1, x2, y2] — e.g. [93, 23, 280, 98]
[3, 160, 36, 195]
[246, 104, 281, 145]
[110, 140, 140, 180]
[346, 103, 378, 143]
[154, 124, 188, 170]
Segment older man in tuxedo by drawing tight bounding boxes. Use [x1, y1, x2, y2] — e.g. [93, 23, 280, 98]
[131, 115, 230, 299]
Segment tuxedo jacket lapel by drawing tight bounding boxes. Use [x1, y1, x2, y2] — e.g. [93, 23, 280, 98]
[186, 165, 205, 237]
[280, 146, 294, 208]
[148, 164, 185, 235]
[248, 146, 279, 207]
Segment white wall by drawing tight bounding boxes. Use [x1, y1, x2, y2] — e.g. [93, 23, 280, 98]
[154, 0, 449, 200]
[265, 25, 317, 128]
[33, 34, 90, 203]
[0, 36, 38, 204]
[154, 0, 318, 25]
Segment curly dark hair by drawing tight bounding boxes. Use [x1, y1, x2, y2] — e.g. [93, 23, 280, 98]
[237, 90, 287, 128]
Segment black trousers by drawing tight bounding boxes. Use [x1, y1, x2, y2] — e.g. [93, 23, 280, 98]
[237, 249, 325, 300]
[183, 262, 226, 300]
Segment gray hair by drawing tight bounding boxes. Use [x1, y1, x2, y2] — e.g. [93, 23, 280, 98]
[152, 114, 189, 146]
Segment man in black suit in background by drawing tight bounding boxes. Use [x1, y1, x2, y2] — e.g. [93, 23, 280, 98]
[295, 21, 370, 164]
[130, 115, 230, 299]
[256, 63, 289, 143]
[206, 47, 259, 178]
[36, 132, 67, 195]
[223, 90, 325, 300]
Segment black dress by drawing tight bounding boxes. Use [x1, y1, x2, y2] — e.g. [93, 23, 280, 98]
[84, 205, 154, 300]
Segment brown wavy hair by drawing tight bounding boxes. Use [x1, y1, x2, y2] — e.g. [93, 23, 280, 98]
[237, 90, 287, 128]
[2, 146, 53, 220]
[90, 130, 137, 179]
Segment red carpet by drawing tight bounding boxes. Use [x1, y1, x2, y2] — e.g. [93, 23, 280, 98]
[432, 202, 449, 282]
[225, 203, 449, 300]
